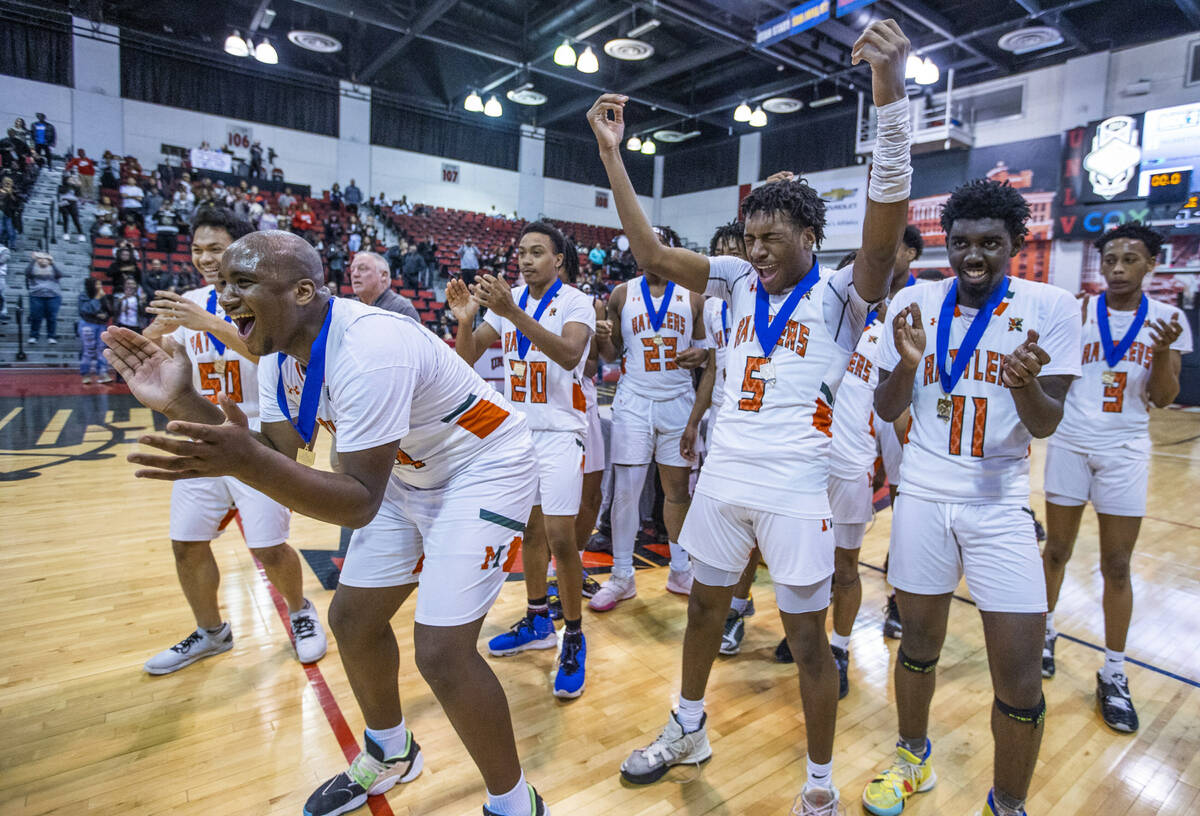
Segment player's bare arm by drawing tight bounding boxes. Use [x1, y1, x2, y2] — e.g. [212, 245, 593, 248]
[587, 95, 710, 293]
[874, 303, 924, 421]
[674, 292, 710, 370]
[146, 289, 257, 361]
[1146, 314, 1184, 407]
[597, 284, 626, 361]
[682, 348, 717, 461]
[1002, 329, 1072, 438]
[447, 277, 497, 365]
[103, 326, 225, 425]
[474, 273, 591, 370]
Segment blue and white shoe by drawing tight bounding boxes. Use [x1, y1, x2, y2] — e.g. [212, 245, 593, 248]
[304, 730, 423, 816]
[488, 613, 557, 657]
[553, 631, 586, 699]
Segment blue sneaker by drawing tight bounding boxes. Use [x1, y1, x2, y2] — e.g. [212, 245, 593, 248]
[488, 613, 557, 657]
[553, 631, 586, 699]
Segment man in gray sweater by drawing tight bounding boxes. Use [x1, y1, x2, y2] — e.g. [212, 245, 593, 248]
[350, 252, 420, 321]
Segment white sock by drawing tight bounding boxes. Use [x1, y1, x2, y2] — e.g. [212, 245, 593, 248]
[668, 541, 691, 572]
[365, 719, 408, 758]
[730, 596, 749, 615]
[806, 756, 833, 790]
[486, 772, 530, 816]
[1101, 649, 1125, 682]
[1045, 611, 1056, 638]
[676, 695, 705, 732]
[830, 631, 851, 651]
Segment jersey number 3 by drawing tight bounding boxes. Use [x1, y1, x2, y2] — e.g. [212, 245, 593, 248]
[511, 361, 548, 403]
[948, 395, 987, 457]
[197, 361, 243, 403]
[1102, 372, 1127, 413]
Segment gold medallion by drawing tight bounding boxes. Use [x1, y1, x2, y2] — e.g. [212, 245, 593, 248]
[1101, 370, 1117, 385]
[213, 358, 227, 376]
[296, 446, 317, 467]
[937, 397, 953, 421]
[512, 360, 527, 377]
[652, 332, 664, 346]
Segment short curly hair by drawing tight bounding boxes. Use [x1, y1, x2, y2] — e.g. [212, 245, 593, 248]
[653, 225, 682, 248]
[1094, 221, 1163, 258]
[740, 179, 827, 248]
[709, 220, 745, 256]
[940, 179, 1030, 243]
[902, 224, 924, 260]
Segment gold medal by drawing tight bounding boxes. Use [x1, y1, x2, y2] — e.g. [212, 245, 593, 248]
[296, 446, 316, 467]
[512, 360, 527, 377]
[760, 359, 777, 384]
[937, 397, 953, 421]
[652, 333, 664, 347]
[213, 358, 226, 376]
[1101, 370, 1116, 385]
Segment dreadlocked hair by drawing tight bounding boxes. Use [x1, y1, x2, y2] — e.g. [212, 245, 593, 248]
[740, 178, 827, 248]
[940, 179, 1030, 242]
[709, 220, 745, 256]
[561, 236, 580, 282]
[1094, 221, 1164, 258]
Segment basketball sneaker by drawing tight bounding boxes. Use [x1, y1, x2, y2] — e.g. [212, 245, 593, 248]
[290, 599, 327, 664]
[546, 581, 562, 620]
[882, 594, 902, 639]
[620, 711, 711, 784]
[775, 637, 793, 663]
[791, 783, 846, 815]
[831, 645, 849, 700]
[976, 788, 1026, 816]
[482, 784, 549, 816]
[143, 622, 233, 675]
[587, 574, 636, 612]
[665, 566, 694, 596]
[1041, 632, 1057, 678]
[487, 613, 557, 657]
[1097, 671, 1139, 733]
[304, 730, 423, 816]
[581, 569, 602, 598]
[719, 610, 746, 656]
[862, 740, 936, 816]
[553, 630, 586, 699]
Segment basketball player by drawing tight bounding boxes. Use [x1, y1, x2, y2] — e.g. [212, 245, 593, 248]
[863, 179, 1081, 816]
[1041, 222, 1191, 733]
[586, 18, 913, 812]
[136, 206, 325, 674]
[589, 224, 706, 610]
[104, 231, 549, 816]
[449, 221, 595, 699]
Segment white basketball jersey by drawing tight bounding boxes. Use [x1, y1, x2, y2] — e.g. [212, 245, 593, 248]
[483, 283, 595, 435]
[698, 255, 869, 519]
[829, 318, 886, 480]
[877, 276, 1082, 503]
[703, 296, 731, 411]
[172, 284, 262, 431]
[1052, 295, 1192, 454]
[618, 276, 695, 400]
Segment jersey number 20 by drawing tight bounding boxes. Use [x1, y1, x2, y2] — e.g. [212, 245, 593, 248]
[511, 361, 548, 403]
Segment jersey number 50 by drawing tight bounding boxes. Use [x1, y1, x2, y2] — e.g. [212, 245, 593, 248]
[197, 361, 243, 403]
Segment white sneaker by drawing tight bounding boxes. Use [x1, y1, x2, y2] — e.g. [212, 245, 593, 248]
[620, 711, 711, 784]
[792, 784, 845, 815]
[28, 337, 36, 345]
[48, 338, 58, 345]
[144, 623, 234, 675]
[290, 599, 327, 663]
[587, 573, 637, 612]
[666, 566, 694, 596]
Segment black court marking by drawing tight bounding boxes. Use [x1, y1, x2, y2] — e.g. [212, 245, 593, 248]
[859, 559, 1200, 690]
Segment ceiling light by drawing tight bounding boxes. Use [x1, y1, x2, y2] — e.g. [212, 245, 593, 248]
[576, 45, 599, 74]
[553, 39, 576, 66]
[810, 93, 844, 108]
[287, 30, 342, 53]
[507, 86, 547, 105]
[640, 138, 656, 155]
[225, 31, 251, 57]
[627, 18, 661, 38]
[604, 38, 655, 60]
[733, 101, 752, 122]
[905, 53, 923, 79]
[626, 135, 643, 151]
[483, 94, 503, 117]
[914, 57, 940, 85]
[654, 129, 700, 143]
[254, 38, 278, 64]
[748, 106, 768, 127]
[464, 90, 484, 113]
[763, 97, 803, 114]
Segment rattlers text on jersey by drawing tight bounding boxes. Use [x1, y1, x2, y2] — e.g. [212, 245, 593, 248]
[829, 318, 886, 481]
[482, 283, 595, 434]
[259, 298, 526, 489]
[702, 296, 731, 411]
[618, 275, 695, 400]
[1051, 294, 1193, 454]
[172, 284, 262, 429]
[699, 255, 870, 518]
[877, 276, 1081, 503]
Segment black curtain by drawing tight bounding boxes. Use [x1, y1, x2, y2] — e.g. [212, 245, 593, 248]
[371, 100, 520, 171]
[0, 8, 70, 86]
[543, 133, 654, 197]
[120, 42, 338, 137]
[663, 139, 739, 197]
[760, 108, 857, 180]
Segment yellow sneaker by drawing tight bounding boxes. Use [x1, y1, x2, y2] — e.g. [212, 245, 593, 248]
[861, 740, 936, 816]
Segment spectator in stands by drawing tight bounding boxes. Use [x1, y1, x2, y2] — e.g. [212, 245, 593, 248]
[121, 214, 142, 242]
[58, 182, 83, 241]
[112, 275, 146, 332]
[330, 182, 343, 210]
[291, 200, 316, 234]
[91, 195, 118, 240]
[347, 218, 363, 254]
[25, 250, 64, 344]
[349, 251, 419, 320]
[67, 149, 96, 199]
[258, 203, 278, 231]
[271, 164, 284, 181]
[457, 237, 481, 284]
[99, 151, 119, 189]
[384, 242, 404, 278]
[323, 214, 343, 245]
[344, 178, 362, 213]
[248, 141, 264, 179]
[401, 244, 426, 288]
[0, 177, 22, 247]
[588, 242, 607, 274]
[372, 191, 389, 215]
[119, 176, 145, 227]
[393, 195, 411, 215]
[170, 180, 195, 222]
[277, 187, 295, 211]
[142, 179, 164, 224]
[0, 242, 9, 320]
[152, 202, 180, 252]
[109, 241, 142, 290]
[142, 258, 173, 299]
[6, 118, 29, 156]
[325, 241, 348, 291]
[78, 277, 113, 384]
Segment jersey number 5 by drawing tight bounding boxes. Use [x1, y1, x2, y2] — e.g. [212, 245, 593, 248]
[738, 356, 769, 412]
[511, 361, 548, 403]
[948, 395, 987, 457]
[641, 336, 679, 371]
[1102, 372, 1127, 413]
[197, 361, 243, 403]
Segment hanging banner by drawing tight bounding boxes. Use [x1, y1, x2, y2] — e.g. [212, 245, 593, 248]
[755, 1, 831, 47]
[835, 0, 879, 17]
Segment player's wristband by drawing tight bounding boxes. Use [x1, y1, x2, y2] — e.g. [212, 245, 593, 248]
[868, 97, 912, 204]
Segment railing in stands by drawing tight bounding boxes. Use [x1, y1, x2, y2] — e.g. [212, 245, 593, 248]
[14, 296, 27, 362]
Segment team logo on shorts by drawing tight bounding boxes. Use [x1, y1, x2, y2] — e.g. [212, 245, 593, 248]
[1008, 317, 1023, 332]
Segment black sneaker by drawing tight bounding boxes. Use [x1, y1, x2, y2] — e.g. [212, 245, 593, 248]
[883, 594, 902, 640]
[831, 645, 849, 699]
[585, 529, 612, 554]
[1042, 633, 1057, 679]
[719, 610, 745, 656]
[482, 784, 548, 815]
[775, 637, 793, 664]
[1097, 671, 1139, 733]
[581, 569, 602, 598]
[304, 731, 423, 816]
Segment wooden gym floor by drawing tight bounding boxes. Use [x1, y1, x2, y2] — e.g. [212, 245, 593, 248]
[1, 381, 1198, 815]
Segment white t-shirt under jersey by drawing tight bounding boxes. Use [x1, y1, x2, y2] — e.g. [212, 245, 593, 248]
[830, 318, 886, 480]
[877, 276, 1081, 504]
[702, 295, 731, 412]
[483, 283, 595, 435]
[697, 255, 870, 518]
[259, 298, 525, 489]
[1051, 294, 1192, 455]
[172, 284, 262, 430]
[617, 275, 697, 400]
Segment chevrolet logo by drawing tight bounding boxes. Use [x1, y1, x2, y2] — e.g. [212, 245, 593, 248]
[820, 187, 856, 202]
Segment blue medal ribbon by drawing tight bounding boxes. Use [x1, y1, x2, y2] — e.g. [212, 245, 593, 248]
[754, 261, 821, 358]
[275, 298, 335, 447]
[1097, 292, 1148, 368]
[205, 288, 233, 354]
[936, 277, 1009, 393]
[865, 274, 915, 327]
[641, 277, 676, 335]
[720, 300, 729, 344]
[515, 278, 563, 360]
